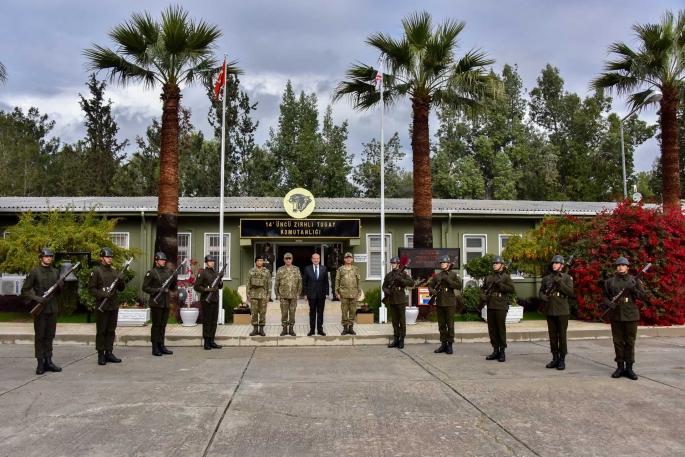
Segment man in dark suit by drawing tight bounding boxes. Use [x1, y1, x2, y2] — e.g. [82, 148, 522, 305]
[302, 253, 329, 336]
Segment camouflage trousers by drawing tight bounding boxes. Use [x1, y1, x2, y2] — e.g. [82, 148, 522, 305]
[250, 298, 267, 326]
[280, 298, 297, 326]
[340, 298, 357, 326]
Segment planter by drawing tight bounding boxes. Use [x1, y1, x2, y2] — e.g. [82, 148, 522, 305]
[180, 307, 199, 327]
[480, 306, 524, 324]
[405, 306, 419, 325]
[356, 313, 374, 324]
[117, 308, 150, 327]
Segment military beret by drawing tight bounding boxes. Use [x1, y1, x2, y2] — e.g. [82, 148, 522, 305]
[344, 252, 353, 258]
[284, 252, 293, 259]
[255, 255, 264, 261]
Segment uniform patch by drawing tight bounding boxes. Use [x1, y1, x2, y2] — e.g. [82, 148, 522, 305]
[146, 272, 150, 276]
[90, 272, 94, 277]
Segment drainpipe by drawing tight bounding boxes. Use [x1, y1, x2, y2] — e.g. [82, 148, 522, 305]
[140, 211, 146, 300]
[445, 211, 453, 247]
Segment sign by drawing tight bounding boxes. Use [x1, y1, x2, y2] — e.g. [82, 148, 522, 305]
[353, 254, 367, 263]
[397, 248, 461, 269]
[240, 219, 360, 238]
[417, 287, 431, 306]
[284, 188, 315, 219]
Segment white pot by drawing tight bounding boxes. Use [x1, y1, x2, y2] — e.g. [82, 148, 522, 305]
[117, 308, 150, 327]
[405, 306, 419, 325]
[480, 306, 524, 324]
[180, 308, 199, 327]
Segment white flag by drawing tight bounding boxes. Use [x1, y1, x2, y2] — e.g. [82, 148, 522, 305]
[374, 59, 383, 92]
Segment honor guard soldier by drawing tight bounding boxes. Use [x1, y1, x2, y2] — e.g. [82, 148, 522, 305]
[539, 255, 574, 370]
[335, 252, 361, 335]
[383, 256, 415, 349]
[88, 247, 127, 366]
[327, 245, 344, 301]
[428, 255, 462, 354]
[21, 248, 63, 375]
[247, 255, 271, 336]
[194, 255, 224, 350]
[142, 252, 177, 357]
[602, 257, 648, 381]
[481, 256, 515, 362]
[275, 252, 302, 336]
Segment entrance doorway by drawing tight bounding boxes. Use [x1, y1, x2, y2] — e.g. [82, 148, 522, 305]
[273, 244, 322, 275]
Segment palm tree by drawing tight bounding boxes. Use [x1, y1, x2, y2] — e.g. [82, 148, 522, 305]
[333, 11, 499, 257]
[592, 10, 685, 210]
[0, 61, 7, 84]
[84, 6, 240, 265]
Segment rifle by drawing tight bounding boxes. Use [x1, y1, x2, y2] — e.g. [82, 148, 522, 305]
[477, 260, 512, 312]
[98, 258, 133, 312]
[381, 254, 410, 304]
[30, 262, 81, 316]
[427, 258, 457, 307]
[152, 259, 188, 305]
[599, 263, 651, 324]
[205, 263, 228, 302]
[537, 255, 574, 314]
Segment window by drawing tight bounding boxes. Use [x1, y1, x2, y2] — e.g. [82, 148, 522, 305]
[178, 233, 191, 277]
[463, 235, 487, 277]
[367, 234, 391, 279]
[204, 233, 230, 278]
[109, 232, 129, 249]
[499, 234, 523, 278]
[404, 234, 414, 248]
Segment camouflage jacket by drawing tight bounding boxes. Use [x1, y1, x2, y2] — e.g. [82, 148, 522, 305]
[247, 267, 271, 300]
[335, 265, 361, 299]
[275, 265, 302, 299]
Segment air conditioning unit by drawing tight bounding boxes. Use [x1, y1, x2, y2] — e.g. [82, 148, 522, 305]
[0, 278, 24, 296]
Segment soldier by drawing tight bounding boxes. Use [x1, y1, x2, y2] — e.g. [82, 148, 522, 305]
[481, 255, 515, 362]
[602, 257, 648, 381]
[88, 247, 127, 366]
[335, 252, 361, 335]
[142, 252, 177, 357]
[539, 255, 574, 370]
[261, 243, 276, 302]
[383, 256, 415, 349]
[247, 255, 271, 336]
[21, 248, 63, 375]
[327, 244, 343, 301]
[428, 255, 462, 354]
[275, 252, 302, 336]
[194, 255, 224, 350]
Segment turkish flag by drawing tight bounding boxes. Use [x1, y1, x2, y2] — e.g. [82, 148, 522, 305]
[214, 59, 226, 100]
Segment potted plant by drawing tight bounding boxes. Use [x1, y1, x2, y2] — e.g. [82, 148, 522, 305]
[176, 259, 200, 326]
[117, 286, 149, 326]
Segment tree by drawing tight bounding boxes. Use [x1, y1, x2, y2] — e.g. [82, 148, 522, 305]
[333, 11, 499, 265]
[354, 133, 410, 198]
[112, 119, 160, 196]
[592, 10, 685, 210]
[83, 5, 239, 267]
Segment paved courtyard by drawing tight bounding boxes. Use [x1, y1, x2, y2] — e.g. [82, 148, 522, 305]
[0, 337, 684, 456]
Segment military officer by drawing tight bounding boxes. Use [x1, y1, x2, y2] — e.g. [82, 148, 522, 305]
[335, 252, 361, 335]
[481, 255, 515, 362]
[88, 247, 127, 366]
[21, 248, 63, 375]
[194, 255, 224, 350]
[275, 252, 302, 336]
[602, 257, 648, 381]
[247, 255, 271, 336]
[142, 252, 177, 357]
[539, 255, 574, 370]
[327, 244, 344, 301]
[383, 256, 415, 349]
[428, 255, 462, 354]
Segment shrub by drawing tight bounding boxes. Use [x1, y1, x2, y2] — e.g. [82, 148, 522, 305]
[464, 254, 495, 280]
[362, 287, 381, 323]
[462, 285, 481, 314]
[57, 282, 79, 316]
[222, 287, 243, 323]
[118, 285, 141, 308]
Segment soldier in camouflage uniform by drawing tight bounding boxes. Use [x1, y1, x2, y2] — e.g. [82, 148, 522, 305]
[194, 255, 224, 350]
[142, 252, 177, 357]
[481, 255, 516, 362]
[275, 252, 302, 336]
[21, 248, 64, 375]
[247, 255, 271, 336]
[88, 247, 127, 366]
[335, 252, 361, 336]
[539, 255, 574, 370]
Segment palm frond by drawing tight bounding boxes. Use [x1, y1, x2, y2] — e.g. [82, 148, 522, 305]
[402, 11, 433, 47]
[0, 61, 7, 85]
[83, 44, 159, 89]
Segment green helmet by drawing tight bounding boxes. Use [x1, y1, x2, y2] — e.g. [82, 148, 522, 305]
[154, 252, 167, 261]
[615, 257, 630, 266]
[100, 247, 114, 258]
[551, 255, 564, 264]
[492, 255, 504, 264]
[439, 255, 451, 263]
[39, 247, 54, 258]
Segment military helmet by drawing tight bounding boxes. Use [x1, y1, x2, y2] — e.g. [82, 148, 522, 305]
[204, 255, 215, 263]
[439, 255, 451, 263]
[390, 256, 401, 264]
[39, 247, 54, 258]
[551, 255, 564, 264]
[100, 247, 114, 258]
[154, 252, 167, 261]
[615, 257, 630, 266]
[492, 255, 505, 264]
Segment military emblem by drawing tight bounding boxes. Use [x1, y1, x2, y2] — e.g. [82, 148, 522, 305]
[283, 188, 315, 219]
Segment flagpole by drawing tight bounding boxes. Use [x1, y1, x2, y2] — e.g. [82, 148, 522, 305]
[379, 55, 387, 324]
[218, 54, 227, 325]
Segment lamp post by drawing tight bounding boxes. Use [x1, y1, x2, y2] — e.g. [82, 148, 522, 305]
[619, 90, 662, 199]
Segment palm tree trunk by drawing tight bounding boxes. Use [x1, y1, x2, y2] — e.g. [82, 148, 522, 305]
[411, 94, 433, 249]
[660, 90, 681, 211]
[157, 83, 180, 270]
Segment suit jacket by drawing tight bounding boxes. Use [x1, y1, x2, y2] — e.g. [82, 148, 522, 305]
[302, 264, 329, 299]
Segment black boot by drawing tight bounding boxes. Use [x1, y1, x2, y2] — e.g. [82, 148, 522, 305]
[98, 351, 107, 365]
[446, 342, 453, 355]
[210, 338, 222, 349]
[546, 353, 559, 369]
[105, 351, 122, 363]
[485, 347, 499, 360]
[152, 344, 162, 357]
[204, 338, 211, 350]
[388, 336, 399, 348]
[625, 363, 638, 380]
[288, 326, 296, 337]
[44, 357, 62, 372]
[556, 353, 566, 371]
[398, 336, 405, 349]
[36, 359, 45, 375]
[348, 325, 356, 336]
[159, 344, 173, 355]
[498, 348, 506, 362]
[249, 325, 259, 336]
[341, 325, 349, 336]
[434, 342, 447, 353]
[611, 362, 625, 378]
[258, 325, 266, 337]
[317, 328, 326, 336]
[280, 325, 288, 336]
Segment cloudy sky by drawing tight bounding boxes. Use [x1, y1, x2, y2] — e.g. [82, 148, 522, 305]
[0, 0, 681, 174]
